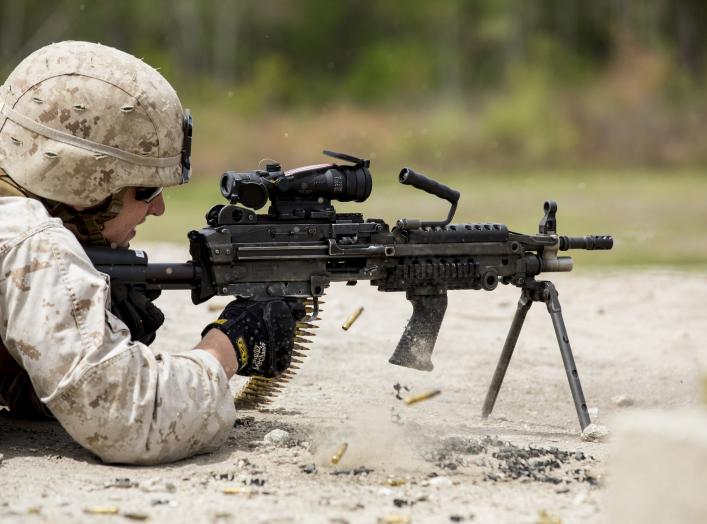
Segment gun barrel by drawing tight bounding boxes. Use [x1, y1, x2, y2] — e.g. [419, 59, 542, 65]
[85, 246, 199, 290]
[92, 263, 198, 290]
[559, 235, 613, 251]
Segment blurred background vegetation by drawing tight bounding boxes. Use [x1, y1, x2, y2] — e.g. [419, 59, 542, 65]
[2, 0, 705, 265]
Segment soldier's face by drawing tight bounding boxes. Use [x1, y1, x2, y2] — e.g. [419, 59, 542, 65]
[101, 188, 165, 248]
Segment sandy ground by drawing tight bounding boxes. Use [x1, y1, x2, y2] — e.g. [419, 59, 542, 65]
[2, 242, 706, 524]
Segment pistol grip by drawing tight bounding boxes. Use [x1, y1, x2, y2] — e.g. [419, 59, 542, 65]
[389, 291, 448, 371]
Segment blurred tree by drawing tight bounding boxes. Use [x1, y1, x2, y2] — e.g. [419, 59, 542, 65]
[1, 0, 707, 105]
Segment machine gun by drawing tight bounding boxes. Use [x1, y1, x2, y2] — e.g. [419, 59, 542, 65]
[86, 151, 613, 430]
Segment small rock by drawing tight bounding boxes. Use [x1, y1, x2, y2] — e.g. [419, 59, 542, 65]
[104, 477, 138, 489]
[450, 516, 465, 522]
[141, 477, 176, 493]
[611, 394, 635, 407]
[300, 463, 317, 474]
[263, 429, 290, 447]
[581, 423, 610, 442]
[212, 472, 235, 481]
[233, 416, 255, 427]
[429, 476, 453, 488]
[587, 407, 599, 417]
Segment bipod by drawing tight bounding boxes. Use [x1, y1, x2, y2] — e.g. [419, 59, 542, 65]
[481, 280, 591, 431]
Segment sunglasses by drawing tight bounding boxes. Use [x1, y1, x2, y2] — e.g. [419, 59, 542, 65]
[135, 186, 163, 203]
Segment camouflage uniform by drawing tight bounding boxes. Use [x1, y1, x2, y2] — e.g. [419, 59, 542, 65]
[0, 42, 236, 464]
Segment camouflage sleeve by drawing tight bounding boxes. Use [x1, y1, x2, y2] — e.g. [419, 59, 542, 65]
[0, 222, 236, 464]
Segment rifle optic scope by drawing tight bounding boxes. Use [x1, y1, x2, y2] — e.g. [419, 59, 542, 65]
[220, 151, 372, 210]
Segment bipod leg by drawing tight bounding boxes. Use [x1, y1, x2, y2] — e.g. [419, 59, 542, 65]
[541, 282, 592, 431]
[481, 288, 533, 419]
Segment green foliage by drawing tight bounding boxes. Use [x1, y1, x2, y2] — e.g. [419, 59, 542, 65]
[345, 42, 435, 104]
[3, 0, 707, 170]
[478, 62, 579, 163]
[4, 0, 707, 109]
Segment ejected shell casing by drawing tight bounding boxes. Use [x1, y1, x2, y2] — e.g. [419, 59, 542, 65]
[377, 515, 411, 524]
[223, 486, 253, 495]
[331, 442, 349, 464]
[403, 389, 441, 406]
[304, 299, 325, 305]
[84, 507, 119, 515]
[208, 303, 227, 312]
[386, 477, 407, 486]
[342, 307, 364, 331]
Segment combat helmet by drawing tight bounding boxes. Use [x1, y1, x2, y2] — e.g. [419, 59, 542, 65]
[0, 41, 191, 242]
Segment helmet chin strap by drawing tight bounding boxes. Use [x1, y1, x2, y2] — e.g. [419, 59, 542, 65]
[0, 168, 29, 197]
[0, 168, 125, 247]
[42, 189, 127, 247]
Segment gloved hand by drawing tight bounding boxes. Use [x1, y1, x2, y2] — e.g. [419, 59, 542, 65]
[202, 299, 306, 378]
[110, 279, 165, 345]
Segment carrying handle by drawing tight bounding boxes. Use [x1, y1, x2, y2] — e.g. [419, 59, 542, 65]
[397, 168, 460, 230]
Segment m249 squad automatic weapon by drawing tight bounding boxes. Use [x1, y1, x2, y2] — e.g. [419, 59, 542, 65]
[86, 151, 613, 430]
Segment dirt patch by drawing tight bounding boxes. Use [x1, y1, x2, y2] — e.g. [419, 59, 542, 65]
[1, 243, 705, 523]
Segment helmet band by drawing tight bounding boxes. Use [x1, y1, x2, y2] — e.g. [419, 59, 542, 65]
[0, 98, 182, 169]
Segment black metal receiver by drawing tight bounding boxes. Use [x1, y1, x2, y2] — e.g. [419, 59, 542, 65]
[87, 151, 613, 431]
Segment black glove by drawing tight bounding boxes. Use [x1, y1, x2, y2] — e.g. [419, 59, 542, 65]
[110, 280, 165, 345]
[202, 299, 306, 378]
[0, 342, 55, 420]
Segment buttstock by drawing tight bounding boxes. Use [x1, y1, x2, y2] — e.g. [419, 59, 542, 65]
[389, 291, 448, 371]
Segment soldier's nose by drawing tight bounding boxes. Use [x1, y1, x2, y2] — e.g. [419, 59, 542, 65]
[148, 193, 166, 217]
